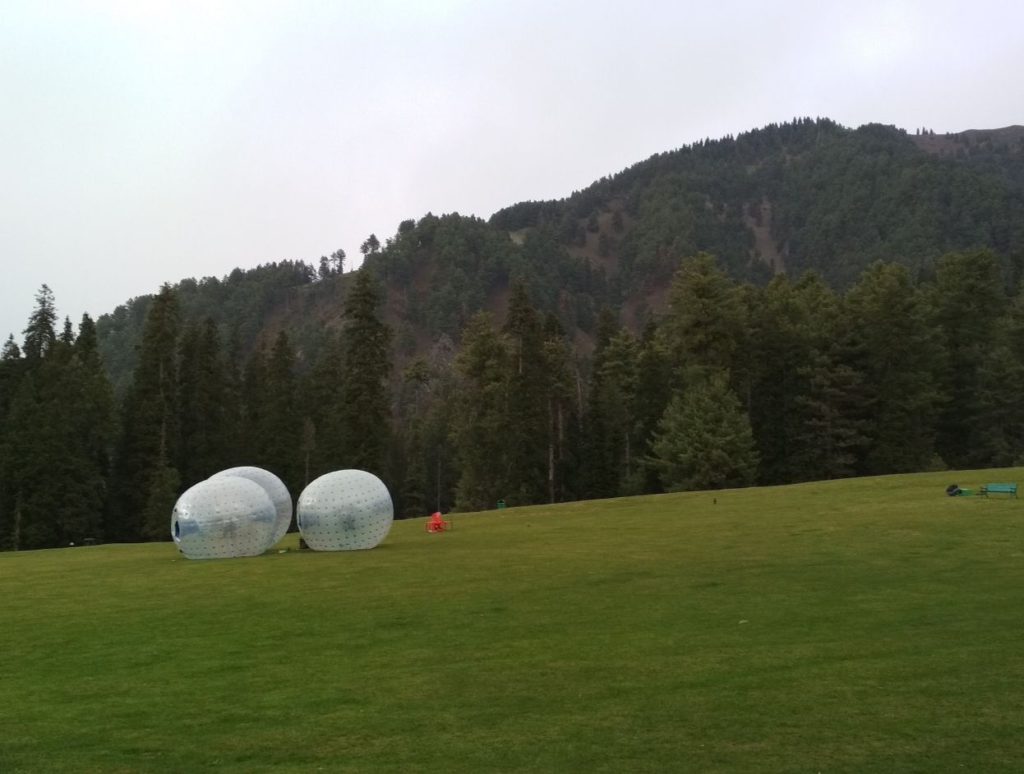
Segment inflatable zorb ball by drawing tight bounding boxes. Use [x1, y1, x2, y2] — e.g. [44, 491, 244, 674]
[171, 477, 276, 559]
[297, 469, 393, 551]
[210, 466, 292, 548]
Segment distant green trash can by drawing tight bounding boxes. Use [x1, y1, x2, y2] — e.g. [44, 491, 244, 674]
[497, 499, 506, 510]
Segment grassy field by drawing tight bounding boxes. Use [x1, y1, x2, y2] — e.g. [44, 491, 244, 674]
[2, 468, 1024, 772]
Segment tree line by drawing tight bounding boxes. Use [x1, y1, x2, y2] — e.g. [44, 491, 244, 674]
[1, 248, 1023, 550]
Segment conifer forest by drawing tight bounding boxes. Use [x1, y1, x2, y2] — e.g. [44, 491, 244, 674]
[2, 118, 1024, 550]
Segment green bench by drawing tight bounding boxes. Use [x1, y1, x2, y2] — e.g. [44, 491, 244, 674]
[980, 483, 1018, 498]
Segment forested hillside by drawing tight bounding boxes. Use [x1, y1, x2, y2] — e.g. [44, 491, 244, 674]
[2, 118, 1024, 550]
[93, 118, 1024, 390]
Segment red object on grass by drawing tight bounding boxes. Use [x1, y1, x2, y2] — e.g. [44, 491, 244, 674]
[426, 512, 452, 532]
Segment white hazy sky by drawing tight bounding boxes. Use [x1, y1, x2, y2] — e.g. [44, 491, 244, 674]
[2, 0, 1023, 341]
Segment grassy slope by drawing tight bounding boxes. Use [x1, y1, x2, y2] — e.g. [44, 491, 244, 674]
[2, 469, 1024, 773]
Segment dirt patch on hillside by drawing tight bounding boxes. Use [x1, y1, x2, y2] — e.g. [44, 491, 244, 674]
[743, 198, 784, 273]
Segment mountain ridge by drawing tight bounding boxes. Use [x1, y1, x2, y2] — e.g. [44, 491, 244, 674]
[95, 117, 1024, 388]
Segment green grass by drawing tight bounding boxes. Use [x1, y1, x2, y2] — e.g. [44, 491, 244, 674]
[2, 468, 1024, 772]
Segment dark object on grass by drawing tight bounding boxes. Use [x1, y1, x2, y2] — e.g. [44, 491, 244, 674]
[946, 484, 962, 497]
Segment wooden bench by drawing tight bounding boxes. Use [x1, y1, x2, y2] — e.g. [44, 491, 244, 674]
[980, 483, 1018, 498]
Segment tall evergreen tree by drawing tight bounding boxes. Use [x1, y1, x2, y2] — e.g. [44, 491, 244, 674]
[647, 370, 758, 491]
[502, 282, 548, 504]
[845, 262, 943, 473]
[109, 285, 180, 541]
[239, 343, 268, 466]
[64, 314, 116, 542]
[338, 269, 393, 476]
[580, 308, 623, 499]
[421, 362, 460, 515]
[746, 276, 808, 484]
[176, 318, 229, 487]
[302, 331, 346, 480]
[452, 312, 511, 511]
[747, 273, 852, 484]
[5, 304, 115, 548]
[541, 313, 580, 503]
[928, 249, 1008, 467]
[969, 284, 1024, 465]
[1001, 286, 1024, 462]
[22, 284, 57, 362]
[633, 321, 672, 493]
[259, 331, 301, 494]
[220, 327, 246, 464]
[5, 371, 62, 547]
[593, 328, 641, 495]
[0, 337, 23, 548]
[659, 253, 747, 384]
[791, 345, 869, 480]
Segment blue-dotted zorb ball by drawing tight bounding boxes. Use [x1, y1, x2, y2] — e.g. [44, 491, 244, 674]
[297, 469, 393, 551]
[210, 466, 292, 548]
[171, 477, 277, 559]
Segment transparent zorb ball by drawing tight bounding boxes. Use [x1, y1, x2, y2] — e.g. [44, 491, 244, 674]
[297, 469, 393, 551]
[171, 477, 276, 559]
[210, 466, 292, 549]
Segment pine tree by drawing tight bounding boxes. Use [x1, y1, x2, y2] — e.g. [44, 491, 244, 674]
[301, 331, 346, 479]
[452, 312, 511, 511]
[140, 453, 180, 541]
[928, 249, 1008, 467]
[417, 338, 460, 515]
[239, 343, 268, 466]
[64, 314, 116, 542]
[0, 337, 23, 548]
[659, 253, 747, 384]
[5, 372, 63, 547]
[633, 321, 672, 493]
[338, 269, 393, 477]
[845, 262, 943, 473]
[1002, 287, 1024, 462]
[541, 314, 580, 503]
[594, 329, 641, 495]
[392, 358, 433, 517]
[971, 285, 1024, 465]
[647, 370, 758, 491]
[4, 305, 115, 548]
[22, 285, 57, 362]
[580, 308, 623, 499]
[221, 328, 246, 464]
[502, 283, 548, 504]
[259, 331, 301, 494]
[746, 277, 806, 484]
[747, 273, 845, 485]
[109, 285, 181, 541]
[792, 347, 869, 480]
[176, 318, 229, 487]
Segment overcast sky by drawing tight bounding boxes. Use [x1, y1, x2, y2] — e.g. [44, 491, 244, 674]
[2, 0, 1022, 342]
